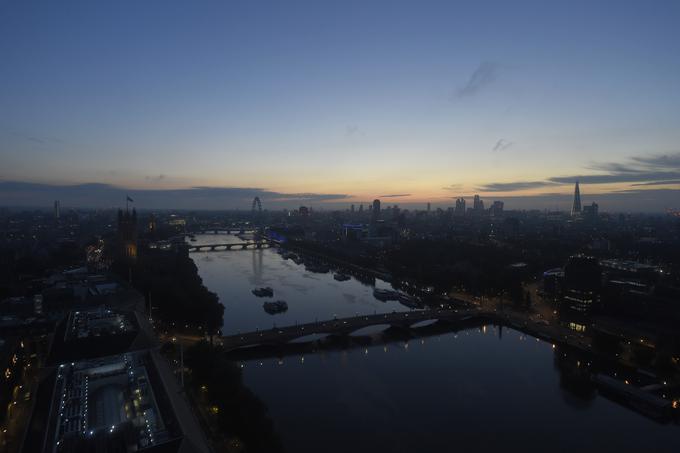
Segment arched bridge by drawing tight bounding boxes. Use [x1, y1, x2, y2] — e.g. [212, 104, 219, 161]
[187, 241, 274, 252]
[187, 228, 257, 235]
[222, 308, 490, 351]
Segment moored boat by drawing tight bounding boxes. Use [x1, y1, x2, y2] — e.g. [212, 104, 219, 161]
[373, 288, 399, 302]
[252, 287, 274, 297]
[263, 300, 288, 314]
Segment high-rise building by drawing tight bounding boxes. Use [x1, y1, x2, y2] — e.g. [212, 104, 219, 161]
[54, 200, 60, 220]
[454, 198, 466, 216]
[571, 181, 582, 217]
[426, 202, 431, 212]
[372, 199, 381, 222]
[582, 202, 598, 220]
[563, 255, 601, 313]
[473, 194, 484, 211]
[350, 204, 355, 213]
[490, 200, 504, 216]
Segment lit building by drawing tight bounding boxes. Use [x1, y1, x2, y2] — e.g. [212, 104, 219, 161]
[46, 352, 184, 452]
[563, 255, 601, 314]
[54, 200, 61, 221]
[117, 208, 138, 262]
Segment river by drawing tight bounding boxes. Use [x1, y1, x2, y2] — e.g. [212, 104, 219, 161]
[191, 234, 680, 453]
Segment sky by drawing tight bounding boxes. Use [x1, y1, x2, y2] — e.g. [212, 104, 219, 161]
[1, 0, 680, 211]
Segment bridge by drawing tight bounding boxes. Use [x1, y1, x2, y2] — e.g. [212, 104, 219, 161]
[187, 241, 274, 252]
[224, 314, 487, 361]
[222, 308, 491, 351]
[186, 228, 257, 235]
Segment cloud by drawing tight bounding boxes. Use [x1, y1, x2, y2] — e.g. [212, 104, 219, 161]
[631, 152, 680, 169]
[0, 181, 350, 209]
[441, 184, 463, 191]
[548, 171, 680, 185]
[477, 181, 557, 192]
[456, 62, 499, 98]
[345, 125, 359, 137]
[479, 152, 680, 192]
[0, 126, 62, 145]
[492, 139, 513, 152]
[630, 180, 680, 186]
[379, 194, 411, 198]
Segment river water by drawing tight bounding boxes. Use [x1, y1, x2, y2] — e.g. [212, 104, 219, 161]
[191, 234, 680, 453]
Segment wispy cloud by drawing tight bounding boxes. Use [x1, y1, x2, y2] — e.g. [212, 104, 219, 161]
[478, 181, 557, 192]
[441, 184, 463, 192]
[631, 180, 680, 186]
[0, 182, 350, 209]
[0, 126, 63, 145]
[492, 139, 513, 152]
[379, 194, 411, 198]
[479, 152, 680, 192]
[456, 62, 499, 98]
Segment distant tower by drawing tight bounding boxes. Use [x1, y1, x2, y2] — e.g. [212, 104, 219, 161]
[117, 208, 138, 262]
[571, 181, 582, 217]
[54, 200, 60, 221]
[473, 195, 484, 211]
[251, 197, 262, 214]
[427, 202, 431, 212]
[455, 198, 466, 216]
[372, 199, 381, 222]
[350, 204, 355, 213]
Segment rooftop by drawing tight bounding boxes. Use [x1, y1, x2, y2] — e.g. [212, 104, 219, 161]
[66, 308, 135, 342]
[51, 352, 181, 452]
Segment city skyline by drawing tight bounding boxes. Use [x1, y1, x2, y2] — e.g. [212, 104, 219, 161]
[1, 1, 680, 211]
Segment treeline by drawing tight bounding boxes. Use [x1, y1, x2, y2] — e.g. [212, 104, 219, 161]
[114, 248, 224, 334]
[184, 341, 284, 453]
[384, 239, 531, 296]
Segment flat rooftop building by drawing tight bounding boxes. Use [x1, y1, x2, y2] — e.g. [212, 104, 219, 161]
[66, 308, 135, 341]
[48, 352, 183, 452]
[47, 307, 156, 366]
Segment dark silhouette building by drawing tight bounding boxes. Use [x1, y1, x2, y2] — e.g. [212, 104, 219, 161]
[454, 198, 466, 216]
[371, 199, 381, 223]
[571, 181, 582, 217]
[563, 255, 601, 314]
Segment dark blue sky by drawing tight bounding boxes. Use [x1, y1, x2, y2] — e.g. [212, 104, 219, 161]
[1, 1, 679, 211]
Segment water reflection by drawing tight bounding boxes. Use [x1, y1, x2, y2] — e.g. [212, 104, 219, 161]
[190, 234, 409, 334]
[237, 327, 680, 453]
[191, 234, 680, 452]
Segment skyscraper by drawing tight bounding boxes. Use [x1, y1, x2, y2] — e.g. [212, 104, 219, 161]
[571, 181, 582, 217]
[473, 194, 484, 211]
[54, 200, 60, 220]
[372, 199, 381, 222]
[490, 200, 504, 217]
[454, 198, 466, 216]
